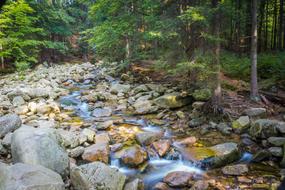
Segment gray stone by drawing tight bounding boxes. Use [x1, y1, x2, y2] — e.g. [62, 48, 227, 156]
[81, 128, 96, 142]
[0, 114, 22, 138]
[203, 142, 240, 168]
[268, 137, 285, 146]
[2, 132, 12, 148]
[11, 126, 69, 176]
[133, 85, 149, 94]
[68, 146, 85, 158]
[12, 96, 25, 106]
[268, 147, 283, 157]
[57, 129, 80, 148]
[252, 149, 271, 162]
[216, 123, 232, 135]
[154, 93, 192, 109]
[276, 122, 285, 133]
[133, 99, 158, 114]
[124, 179, 144, 190]
[249, 119, 279, 139]
[222, 164, 249, 175]
[92, 107, 112, 117]
[110, 83, 131, 94]
[232, 116, 250, 129]
[70, 162, 126, 190]
[244, 108, 266, 117]
[0, 162, 65, 190]
[136, 131, 163, 146]
[0, 143, 7, 155]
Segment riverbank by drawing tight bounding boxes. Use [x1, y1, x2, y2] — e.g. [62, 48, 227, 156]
[0, 61, 284, 189]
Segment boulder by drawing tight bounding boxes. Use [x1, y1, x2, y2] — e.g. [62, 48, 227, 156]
[136, 131, 163, 146]
[68, 146, 85, 158]
[152, 140, 171, 157]
[276, 122, 285, 134]
[268, 147, 283, 157]
[154, 93, 192, 109]
[121, 145, 147, 167]
[133, 85, 149, 94]
[192, 143, 240, 168]
[133, 99, 159, 114]
[92, 107, 112, 117]
[70, 162, 126, 190]
[0, 114, 22, 138]
[192, 89, 212, 101]
[249, 119, 279, 139]
[11, 126, 69, 176]
[232, 116, 250, 130]
[110, 83, 131, 94]
[124, 178, 144, 190]
[12, 96, 25, 106]
[0, 162, 65, 190]
[82, 143, 110, 164]
[222, 164, 249, 175]
[95, 132, 111, 144]
[268, 137, 285, 146]
[163, 171, 195, 187]
[57, 129, 80, 148]
[244, 108, 266, 117]
[216, 123, 232, 135]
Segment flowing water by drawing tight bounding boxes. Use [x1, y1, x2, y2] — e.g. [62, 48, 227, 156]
[59, 78, 262, 189]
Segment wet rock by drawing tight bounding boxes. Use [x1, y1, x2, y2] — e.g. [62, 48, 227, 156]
[268, 137, 285, 146]
[202, 142, 240, 168]
[11, 126, 69, 176]
[216, 123, 232, 135]
[244, 108, 266, 117]
[192, 89, 212, 101]
[190, 180, 209, 190]
[124, 178, 144, 190]
[82, 143, 110, 164]
[121, 145, 147, 167]
[68, 146, 85, 158]
[70, 162, 126, 190]
[232, 116, 250, 130]
[136, 131, 163, 146]
[133, 99, 159, 114]
[110, 83, 131, 94]
[249, 119, 279, 139]
[12, 96, 25, 106]
[177, 136, 197, 146]
[0, 162, 65, 190]
[268, 147, 283, 157]
[154, 182, 172, 190]
[252, 149, 271, 162]
[222, 164, 249, 175]
[163, 171, 195, 187]
[152, 140, 171, 157]
[154, 93, 192, 109]
[0, 114, 22, 138]
[92, 107, 112, 117]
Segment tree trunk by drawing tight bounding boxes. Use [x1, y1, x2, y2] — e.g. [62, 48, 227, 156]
[273, 0, 278, 50]
[250, 0, 259, 100]
[125, 36, 131, 60]
[212, 0, 222, 109]
[280, 0, 284, 49]
[0, 44, 4, 70]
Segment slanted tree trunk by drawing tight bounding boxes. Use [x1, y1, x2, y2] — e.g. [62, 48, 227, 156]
[250, 0, 259, 100]
[212, 0, 222, 110]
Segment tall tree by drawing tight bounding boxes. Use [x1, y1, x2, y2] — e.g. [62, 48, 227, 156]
[250, 0, 259, 100]
[212, 0, 222, 109]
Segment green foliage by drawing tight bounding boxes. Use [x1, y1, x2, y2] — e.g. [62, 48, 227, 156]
[221, 52, 285, 81]
[15, 62, 30, 72]
[0, 0, 42, 69]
